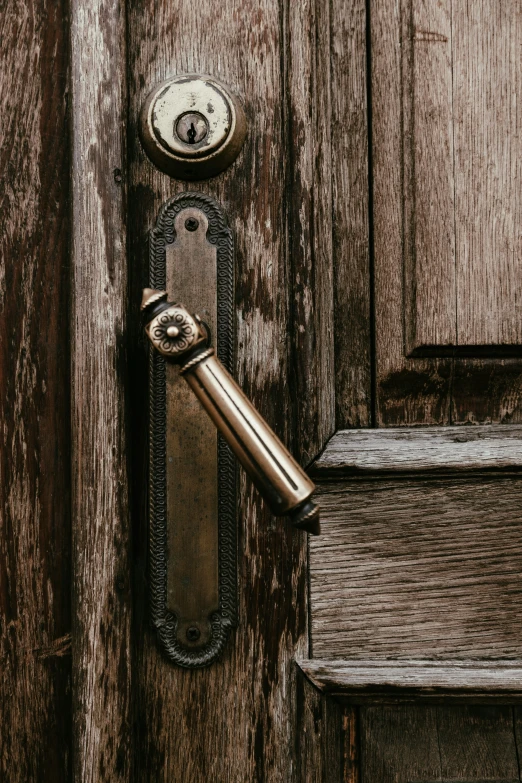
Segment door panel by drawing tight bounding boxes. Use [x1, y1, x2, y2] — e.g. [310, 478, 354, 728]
[311, 475, 522, 660]
[0, 2, 71, 781]
[371, 0, 522, 425]
[403, 0, 522, 352]
[361, 706, 521, 783]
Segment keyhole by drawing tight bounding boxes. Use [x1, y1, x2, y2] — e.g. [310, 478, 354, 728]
[187, 123, 197, 144]
[175, 112, 208, 145]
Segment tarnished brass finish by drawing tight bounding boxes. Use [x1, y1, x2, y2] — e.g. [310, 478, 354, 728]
[142, 290, 320, 535]
[147, 193, 236, 668]
[139, 74, 247, 179]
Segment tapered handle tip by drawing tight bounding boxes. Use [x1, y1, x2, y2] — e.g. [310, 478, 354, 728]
[290, 500, 320, 535]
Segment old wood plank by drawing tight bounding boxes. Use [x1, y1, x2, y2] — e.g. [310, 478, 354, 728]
[360, 706, 442, 782]
[0, 1, 71, 780]
[297, 660, 522, 703]
[370, 0, 453, 425]
[406, 0, 456, 352]
[370, 1, 522, 424]
[359, 705, 521, 782]
[342, 708, 360, 783]
[288, 0, 335, 463]
[451, 359, 522, 425]
[311, 426, 522, 477]
[331, 0, 371, 429]
[127, 1, 311, 780]
[400, 0, 522, 352]
[454, 1, 522, 347]
[436, 706, 521, 781]
[296, 670, 344, 782]
[310, 477, 522, 660]
[514, 708, 522, 774]
[70, 2, 132, 781]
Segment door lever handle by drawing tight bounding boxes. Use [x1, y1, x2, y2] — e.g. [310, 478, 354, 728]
[141, 288, 320, 535]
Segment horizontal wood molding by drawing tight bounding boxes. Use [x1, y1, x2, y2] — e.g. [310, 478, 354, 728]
[311, 426, 522, 478]
[297, 660, 522, 703]
[309, 427, 522, 663]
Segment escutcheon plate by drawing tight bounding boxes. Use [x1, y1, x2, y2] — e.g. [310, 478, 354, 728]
[148, 192, 237, 667]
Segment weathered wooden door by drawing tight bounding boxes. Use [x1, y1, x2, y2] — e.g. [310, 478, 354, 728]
[2, 0, 522, 781]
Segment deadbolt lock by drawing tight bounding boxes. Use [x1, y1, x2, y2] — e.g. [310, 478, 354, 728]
[139, 74, 247, 179]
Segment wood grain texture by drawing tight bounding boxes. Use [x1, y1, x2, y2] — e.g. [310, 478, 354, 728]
[297, 660, 522, 703]
[360, 705, 521, 782]
[0, 1, 71, 780]
[406, 0, 456, 352]
[70, 2, 132, 781]
[451, 359, 522, 424]
[288, 0, 335, 463]
[454, 1, 522, 347]
[296, 670, 343, 782]
[310, 476, 522, 660]
[342, 708, 360, 783]
[312, 426, 522, 477]
[331, 0, 372, 429]
[126, 0, 325, 779]
[403, 0, 522, 351]
[370, 1, 522, 424]
[370, 0, 453, 425]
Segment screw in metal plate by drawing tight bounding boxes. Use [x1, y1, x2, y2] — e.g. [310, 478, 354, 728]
[185, 218, 199, 232]
[186, 626, 201, 642]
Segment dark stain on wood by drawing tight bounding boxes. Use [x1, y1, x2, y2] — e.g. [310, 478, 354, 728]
[0, 1, 72, 780]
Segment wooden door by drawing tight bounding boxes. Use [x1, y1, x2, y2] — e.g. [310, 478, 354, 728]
[2, 1, 522, 782]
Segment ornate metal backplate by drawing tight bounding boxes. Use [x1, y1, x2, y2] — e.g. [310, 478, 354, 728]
[149, 192, 237, 667]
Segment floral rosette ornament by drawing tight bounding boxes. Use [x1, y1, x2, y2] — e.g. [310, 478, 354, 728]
[150, 306, 196, 356]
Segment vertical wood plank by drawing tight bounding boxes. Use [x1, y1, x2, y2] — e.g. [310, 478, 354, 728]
[407, 0, 456, 351]
[0, 1, 72, 780]
[342, 707, 360, 783]
[70, 2, 132, 781]
[370, 0, 522, 424]
[360, 705, 521, 782]
[331, 0, 372, 429]
[288, 0, 335, 463]
[514, 707, 522, 776]
[360, 706, 442, 783]
[296, 673, 343, 783]
[454, 0, 522, 347]
[371, 0, 452, 425]
[436, 706, 520, 780]
[127, 1, 309, 780]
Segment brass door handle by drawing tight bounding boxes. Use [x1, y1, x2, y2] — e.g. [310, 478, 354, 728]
[141, 288, 320, 535]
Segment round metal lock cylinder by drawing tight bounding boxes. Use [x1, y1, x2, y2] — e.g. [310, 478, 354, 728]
[139, 74, 247, 180]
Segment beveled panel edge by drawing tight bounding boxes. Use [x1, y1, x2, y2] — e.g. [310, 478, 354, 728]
[296, 659, 522, 704]
[149, 192, 237, 667]
[311, 426, 522, 479]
